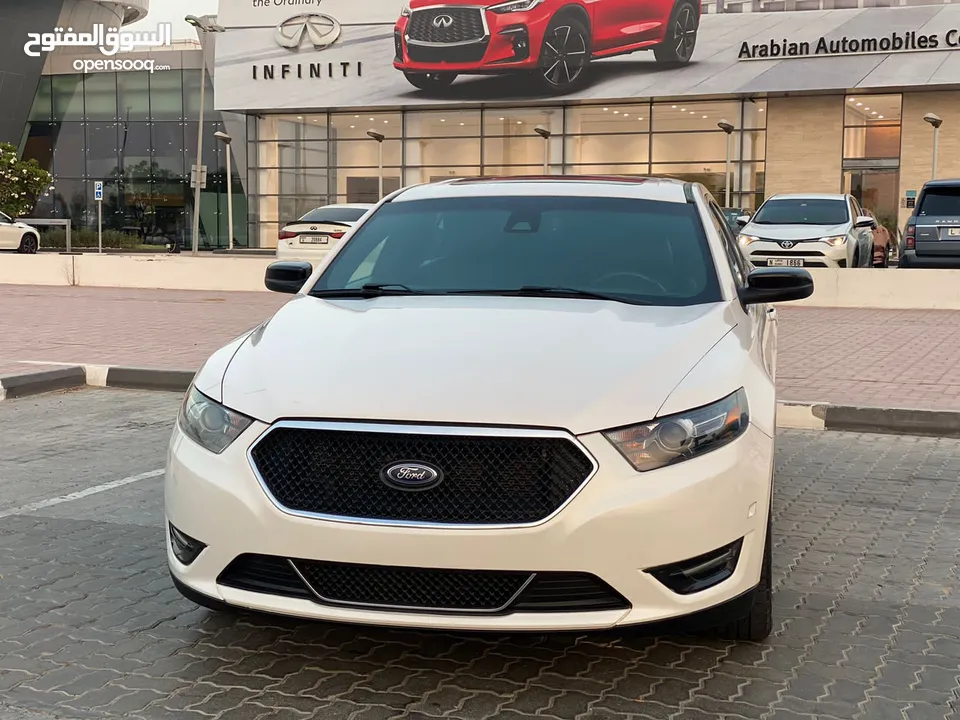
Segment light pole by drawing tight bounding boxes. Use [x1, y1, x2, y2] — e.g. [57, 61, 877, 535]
[366, 130, 385, 200]
[185, 14, 225, 255]
[534, 126, 551, 174]
[214, 131, 234, 251]
[924, 112, 943, 181]
[717, 119, 735, 208]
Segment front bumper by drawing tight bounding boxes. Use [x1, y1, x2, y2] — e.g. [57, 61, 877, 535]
[275, 241, 332, 264]
[166, 421, 773, 631]
[744, 240, 848, 269]
[898, 249, 960, 269]
[393, 9, 551, 74]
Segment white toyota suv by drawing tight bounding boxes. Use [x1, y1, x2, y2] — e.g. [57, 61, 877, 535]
[166, 176, 813, 641]
[737, 193, 877, 269]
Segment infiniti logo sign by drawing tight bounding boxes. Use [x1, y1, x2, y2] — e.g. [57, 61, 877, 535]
[432, 14, 454, 28]
[381, 462, 444, 491]
[275, 12, 342, 51]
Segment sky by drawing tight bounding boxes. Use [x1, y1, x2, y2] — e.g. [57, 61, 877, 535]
[133, 0, 220, 40]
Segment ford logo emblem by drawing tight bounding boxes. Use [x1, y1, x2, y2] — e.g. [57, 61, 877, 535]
[381, 462, 444, 491]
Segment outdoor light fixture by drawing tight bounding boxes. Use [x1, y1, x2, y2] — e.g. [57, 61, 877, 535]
[186, 14, 226, 256]
[367, 131, 385, 199]
[718, 120, 735, 207]
[924, 113, 943, 180]
[534, 126, 551, 174]
[214, 132, 234, 251]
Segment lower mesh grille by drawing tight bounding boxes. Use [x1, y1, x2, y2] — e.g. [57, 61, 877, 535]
[217, 554, 630, 614]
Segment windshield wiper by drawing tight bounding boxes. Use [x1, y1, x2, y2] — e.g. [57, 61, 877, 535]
[450, 286, 650, 304]
[310, 283, 429, 298]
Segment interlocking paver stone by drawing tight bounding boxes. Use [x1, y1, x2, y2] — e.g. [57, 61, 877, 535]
[5, 284, 960, 411]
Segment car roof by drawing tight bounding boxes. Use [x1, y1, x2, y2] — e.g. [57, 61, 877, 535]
[766, 193, 849, 201]
[920, 179, 960, 189]
[309, 203, 376, 210]
[392, 176, 692, 204]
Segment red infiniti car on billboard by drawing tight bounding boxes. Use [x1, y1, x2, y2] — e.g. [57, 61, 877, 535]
[393, 0, 699, 95]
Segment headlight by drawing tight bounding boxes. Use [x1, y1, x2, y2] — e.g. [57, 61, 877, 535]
[178, 385, 253, 454]
[738, 234, 760, 246]
[819, 235, 847, 246]
[400, 3, 411, 16]
[488, 0, 543, 13]
[603, 389, 749, 472]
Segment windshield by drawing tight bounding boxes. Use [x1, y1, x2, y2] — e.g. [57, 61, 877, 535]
[298, 206, 370, 223]
[751, 198, 849, 226]
[917, 187, 960, 216]
[311, 195, 721, 307]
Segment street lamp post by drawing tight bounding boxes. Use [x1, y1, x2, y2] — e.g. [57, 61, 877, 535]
[185, 14, 225, 256]
[534, 126, 551, 174]
[717, 119, 735, 208]
[924, 113, 943, 181]
[214, 131, 234, 251]
[366, 130, 385, 200]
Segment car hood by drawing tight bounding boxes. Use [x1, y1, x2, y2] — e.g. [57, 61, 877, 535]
[741, 222, 849, 240]
[410, 0, 500, 6]
[218, 295, 737, 436]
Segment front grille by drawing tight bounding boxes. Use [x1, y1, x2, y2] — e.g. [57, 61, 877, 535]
[250, 426, 594, 525]
[407, 7, 486, 44]
[217, 554, 630, 614]
[407, 41, 489, 63]
[751, 249, 826, 257]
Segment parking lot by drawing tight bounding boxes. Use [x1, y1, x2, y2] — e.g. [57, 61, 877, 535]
[3, 388, 960, 720]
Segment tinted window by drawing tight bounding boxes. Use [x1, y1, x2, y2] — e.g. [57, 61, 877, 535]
[917, 187, 960, 216]
[752, 199, 850, 225]
[299, 206, 370, 223]
[313, 196, 722, 307]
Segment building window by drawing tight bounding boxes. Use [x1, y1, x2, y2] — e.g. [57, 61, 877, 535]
[843, 94, 901, 160]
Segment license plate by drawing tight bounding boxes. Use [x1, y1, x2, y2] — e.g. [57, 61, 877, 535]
[948, 228, 960, 237]
[768, 258, 804, 267]
[300, 236, 329, 244]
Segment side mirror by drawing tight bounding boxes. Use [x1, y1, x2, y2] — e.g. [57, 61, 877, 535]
[265, 261, 312, 294]
[738, 267, 814, 305]
[854, 215, 876, 229]
[735, 215, 751, 226]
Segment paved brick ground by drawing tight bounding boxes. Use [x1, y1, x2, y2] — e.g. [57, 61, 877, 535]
[3, 285, 960, 410]
[3, 390, 960, 719]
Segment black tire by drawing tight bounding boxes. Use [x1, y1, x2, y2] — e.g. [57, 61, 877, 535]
[532, 14, 592, 94]
[713, 512, 773, 642]
[17, 233, 38, 254]
[403, 71, 457, 91]
[653, 0, 698, 66]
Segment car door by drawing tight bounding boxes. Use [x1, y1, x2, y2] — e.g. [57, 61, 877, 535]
[707, 199, 777, 380]
[0, 212, 18, 249]
[590, 0, 647, 52]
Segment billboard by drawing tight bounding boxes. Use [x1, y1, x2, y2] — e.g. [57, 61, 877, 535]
[214, 0, 960, 111]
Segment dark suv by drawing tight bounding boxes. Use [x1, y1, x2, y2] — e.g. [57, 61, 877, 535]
[899, 179, 960, 268]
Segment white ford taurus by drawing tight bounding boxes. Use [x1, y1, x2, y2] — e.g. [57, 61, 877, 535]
[166, 176, 813, 641]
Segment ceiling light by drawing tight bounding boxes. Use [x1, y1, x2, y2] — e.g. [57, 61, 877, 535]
[613, 110, 619, 114]
[638, 117, 644, 120]
[369, 117, 375, 121]
[623, 113, 629, 117]
[517, 120, 523, 124]
[296, 116, 303, 120]
[499, 116, 504, 120]
[878, 115, 884, 119]
[849, 98, 855, 102]
[864, 107, 870, 111]
[856, 102, 862, 106]
[440, 118, 445, 122]
[871, 111, 877, 115]
[349, 125, 355, 128]
[459, 122, 465, 126]
[603, 107, 608, 111]
[759, 108, 765, 112]
[702, 115, 708, 119]
[671, 105, 677, 108]
[354, 115, 359, 118]
[383, 120, 388, 124]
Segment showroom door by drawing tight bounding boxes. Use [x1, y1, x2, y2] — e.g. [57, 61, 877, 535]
[843, 168, 900, 241]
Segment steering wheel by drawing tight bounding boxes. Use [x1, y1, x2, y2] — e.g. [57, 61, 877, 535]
[590, 271, 667, 295]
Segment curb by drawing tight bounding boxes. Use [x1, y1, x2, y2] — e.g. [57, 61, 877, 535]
[3, 366, 960, 439]
[0, 366, 86, 400]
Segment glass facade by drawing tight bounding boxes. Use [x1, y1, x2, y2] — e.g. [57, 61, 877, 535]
[21, 69, 245, 249]
[250, 99, 767, 247]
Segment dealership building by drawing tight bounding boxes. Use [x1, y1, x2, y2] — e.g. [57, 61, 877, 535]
[7, 0, 960, 249]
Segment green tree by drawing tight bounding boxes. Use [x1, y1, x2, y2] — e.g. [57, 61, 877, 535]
[0, 143, 53, 218]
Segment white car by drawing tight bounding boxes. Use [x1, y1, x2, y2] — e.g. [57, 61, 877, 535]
[166, 177, 813, 641]
[275, 203, 374, 262]
[0, 212, 40, 254]
[736, 193, 877, 269]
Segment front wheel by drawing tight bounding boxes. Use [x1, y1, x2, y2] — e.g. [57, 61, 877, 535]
[403, 71, 457, 91]
[532, 15, 592, 94]
[17, 233, 38, 254]
[653, 1, 698, 66]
